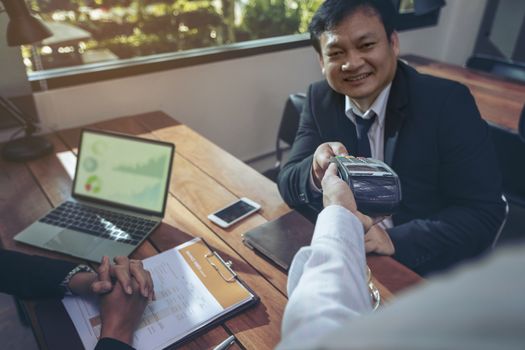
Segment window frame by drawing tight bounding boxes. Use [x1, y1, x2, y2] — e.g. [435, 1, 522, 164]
[27, 1, 445, 91]
[394, 0, 445, 31]
[395, 10, 442, 31]
[29, 34, 311, 91]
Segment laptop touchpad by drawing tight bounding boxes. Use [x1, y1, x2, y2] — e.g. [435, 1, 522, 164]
[45, 229, 103, 257]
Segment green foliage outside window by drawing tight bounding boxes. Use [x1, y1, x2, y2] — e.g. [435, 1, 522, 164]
[241, 0, 300, 40]
[22, 0, 322, 73]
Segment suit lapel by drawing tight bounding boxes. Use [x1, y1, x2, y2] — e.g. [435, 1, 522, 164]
[384, 62, 409, 165]
[320, 87, 357, 149]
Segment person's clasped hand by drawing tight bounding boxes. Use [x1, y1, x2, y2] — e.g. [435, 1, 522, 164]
[98, 275, 148, 345]
[97, 257, 150, 345]
[67, 256, 155, 301]
[312, 142, 348, 188]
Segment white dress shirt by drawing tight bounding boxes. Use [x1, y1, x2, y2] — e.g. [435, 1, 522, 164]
[346, 85, 394, 229]
[344, 83, 391, 162]
[309, 84, 394, 228]
[277, 206, 525, 350]
[277, 205, 372, 350]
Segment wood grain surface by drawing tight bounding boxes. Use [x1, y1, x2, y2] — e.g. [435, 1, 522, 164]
[1, 111, 422, 349]
[402, 54, 525, 131]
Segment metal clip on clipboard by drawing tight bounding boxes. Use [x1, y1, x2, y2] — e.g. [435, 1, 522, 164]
[205, 251, 237, 283]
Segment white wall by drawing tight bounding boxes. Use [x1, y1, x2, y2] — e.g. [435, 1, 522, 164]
[34, 47, 322, 161]
[32, 0, 488, 162]
[398, 0, 488, 65]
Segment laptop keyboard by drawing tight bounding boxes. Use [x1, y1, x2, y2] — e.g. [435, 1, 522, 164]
[39, 201, 157, 245]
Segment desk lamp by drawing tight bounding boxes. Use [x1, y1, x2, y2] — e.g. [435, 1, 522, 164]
[1, 0, 53, 161]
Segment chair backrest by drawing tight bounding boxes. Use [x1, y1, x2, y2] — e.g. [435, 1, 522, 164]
[466, 54, 525, 83]
[492, 194, 509, 249]
[276, 93, 306, 161]
[519, 104, 525, 142]
[489, 122, 525, 207]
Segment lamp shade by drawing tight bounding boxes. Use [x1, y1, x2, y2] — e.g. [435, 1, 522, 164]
[2, 0, 52, 46]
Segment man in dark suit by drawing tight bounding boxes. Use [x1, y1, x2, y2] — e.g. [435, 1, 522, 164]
[0, 249, 153, 350]
[277, 0, 505, 275]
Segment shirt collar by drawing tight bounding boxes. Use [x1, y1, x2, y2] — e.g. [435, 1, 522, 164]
[345, 83, 392, 128]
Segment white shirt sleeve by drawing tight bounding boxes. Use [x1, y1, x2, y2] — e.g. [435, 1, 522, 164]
[277, 205, 372, 350]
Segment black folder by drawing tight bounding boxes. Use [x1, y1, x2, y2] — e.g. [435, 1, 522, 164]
[243, 211, 314, 270]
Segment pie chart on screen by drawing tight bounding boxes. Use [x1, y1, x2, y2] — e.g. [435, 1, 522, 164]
[85, 175, 101, 193]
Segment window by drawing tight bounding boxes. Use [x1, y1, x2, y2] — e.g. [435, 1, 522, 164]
[395, 0, 445, 31]
[21, 0, 443, 89]
[23, 0, 322, 84]
[472, 0, 525, 62]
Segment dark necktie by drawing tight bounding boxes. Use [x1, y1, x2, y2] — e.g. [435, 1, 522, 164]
[355, 112, 376, 158]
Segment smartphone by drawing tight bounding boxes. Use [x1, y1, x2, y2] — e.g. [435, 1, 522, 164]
[208, 197, 261, 228]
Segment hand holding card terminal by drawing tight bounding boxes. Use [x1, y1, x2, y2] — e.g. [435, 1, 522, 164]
[331, 156, 401, 217]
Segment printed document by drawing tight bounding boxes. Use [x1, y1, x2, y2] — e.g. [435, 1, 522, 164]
[63, 238, 254, 350]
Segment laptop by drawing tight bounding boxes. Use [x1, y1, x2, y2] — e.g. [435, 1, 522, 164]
[15, 129, 175, 262]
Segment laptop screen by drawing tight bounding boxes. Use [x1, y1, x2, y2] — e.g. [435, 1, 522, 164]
[73, 130, 174, 215]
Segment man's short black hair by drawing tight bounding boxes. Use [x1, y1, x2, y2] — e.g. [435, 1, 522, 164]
[309, 0, 398, 54]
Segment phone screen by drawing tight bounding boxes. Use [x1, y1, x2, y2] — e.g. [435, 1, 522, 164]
[214, 200, 257, 223]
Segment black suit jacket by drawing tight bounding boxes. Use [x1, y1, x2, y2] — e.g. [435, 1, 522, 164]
[277, 61, 506, 275]
[0, 250, 133, 350]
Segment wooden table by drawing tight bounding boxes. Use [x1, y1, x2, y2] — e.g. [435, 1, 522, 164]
[402, 54, 525, 131]
[0, 112, 422, 349]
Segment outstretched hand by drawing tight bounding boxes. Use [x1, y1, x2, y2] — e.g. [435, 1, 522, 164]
[321, 163, 373, 231]
[312, 142, 348, 188]
[364, 224, 395, 256]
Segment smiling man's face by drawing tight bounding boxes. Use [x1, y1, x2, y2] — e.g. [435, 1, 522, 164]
[318, 6, 399, 111]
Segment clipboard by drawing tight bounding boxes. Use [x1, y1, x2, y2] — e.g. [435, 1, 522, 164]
[169, 238, 260, 349]
[61, 237, 259, 350]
